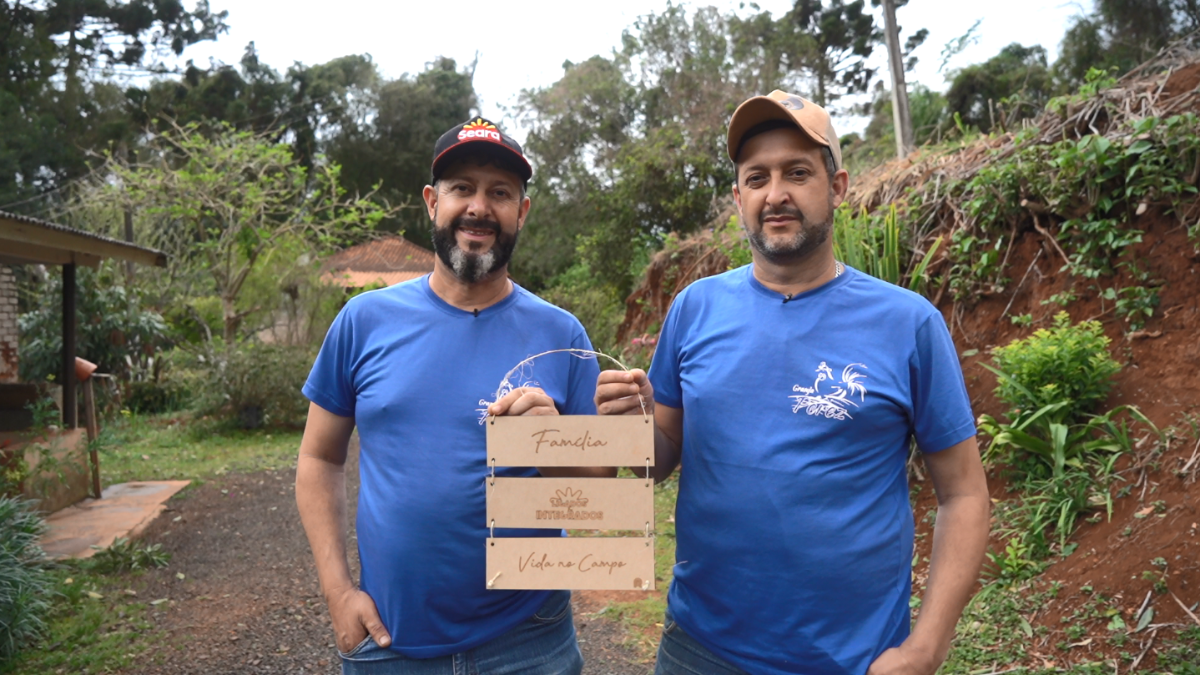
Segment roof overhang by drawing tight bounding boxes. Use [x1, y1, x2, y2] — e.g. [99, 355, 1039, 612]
[0, 211, 167, 269]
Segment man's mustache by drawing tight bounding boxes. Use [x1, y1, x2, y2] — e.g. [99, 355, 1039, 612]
[450, 217, 502, 235]
[760, 206, 804, 222]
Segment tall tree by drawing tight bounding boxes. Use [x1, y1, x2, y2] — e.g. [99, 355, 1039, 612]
[99, 122, 388, 343]
[517, 4, 805, 295]
[1056, 0, 1200, 86]
[324, 57, 478, 249]
[946, 43, 1053, 133]
[0, 0, 227, 209]
[789, 0, 881, 108]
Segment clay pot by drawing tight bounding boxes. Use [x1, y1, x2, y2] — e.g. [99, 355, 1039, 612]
[74, 357, 98, 382]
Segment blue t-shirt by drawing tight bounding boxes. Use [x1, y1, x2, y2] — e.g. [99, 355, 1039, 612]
[303, 275, 600, 658]
[648, 265, 975, 675]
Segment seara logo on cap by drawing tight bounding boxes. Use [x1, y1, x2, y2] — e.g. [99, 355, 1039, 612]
[458, 119, 502, 142]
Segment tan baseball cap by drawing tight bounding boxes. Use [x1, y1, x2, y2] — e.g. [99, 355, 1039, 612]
[727, 90, 841, 170]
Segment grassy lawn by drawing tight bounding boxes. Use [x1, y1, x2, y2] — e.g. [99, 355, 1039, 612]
[3, 566, 158, 674]
[97, 414, 303, 488]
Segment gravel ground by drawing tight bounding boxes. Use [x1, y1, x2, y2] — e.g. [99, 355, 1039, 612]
[117, 440, 649, 674]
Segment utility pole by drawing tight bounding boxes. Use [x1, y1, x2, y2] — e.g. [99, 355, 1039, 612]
[881, 0, 914, 159]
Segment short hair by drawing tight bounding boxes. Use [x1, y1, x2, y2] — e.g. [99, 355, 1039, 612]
[433, 152, 528, 200]
[734, 122, 838, 181]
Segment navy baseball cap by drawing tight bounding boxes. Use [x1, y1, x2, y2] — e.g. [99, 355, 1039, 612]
[431, 117, 533, 183]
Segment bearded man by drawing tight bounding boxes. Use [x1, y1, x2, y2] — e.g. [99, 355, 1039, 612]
[595, 92, 991, 675]
[297, 117, 609, 674]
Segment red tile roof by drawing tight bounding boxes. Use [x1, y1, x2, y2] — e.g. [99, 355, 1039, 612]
[320, 236, 435, 288]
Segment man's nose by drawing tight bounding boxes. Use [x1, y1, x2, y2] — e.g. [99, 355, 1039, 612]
[764, 175, 790, 208]
[466, 192, 493, 220]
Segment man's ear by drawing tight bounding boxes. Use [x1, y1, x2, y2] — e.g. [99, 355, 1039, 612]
[732, 182, 743, 218]
[517, 194, 531, 231]
[422, 184, 438, 220]
[830, 169, 849, 209]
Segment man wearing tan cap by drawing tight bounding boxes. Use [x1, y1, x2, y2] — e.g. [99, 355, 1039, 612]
[595, 92, 990, 674]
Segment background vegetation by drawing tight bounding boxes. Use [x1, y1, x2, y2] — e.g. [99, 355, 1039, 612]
[3, 0, 1199, 670]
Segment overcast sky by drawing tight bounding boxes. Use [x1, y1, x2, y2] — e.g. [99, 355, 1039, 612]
[169, 0, 1088, 136]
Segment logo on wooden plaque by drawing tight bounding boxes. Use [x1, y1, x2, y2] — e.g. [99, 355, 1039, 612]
[486, 412, 656, 591]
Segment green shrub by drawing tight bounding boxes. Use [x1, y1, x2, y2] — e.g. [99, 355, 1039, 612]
[989, 312, 1120, 422]
[124, 380, 191, 415]
[18, 261, 169, 383]
[539, 263, 625, 352]
[196, 343, 315, 428]
[0, 496, 53, 665]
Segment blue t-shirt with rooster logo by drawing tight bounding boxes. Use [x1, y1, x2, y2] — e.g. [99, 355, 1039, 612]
[648, 264, 976, 675]
[303, 275, 599, 658]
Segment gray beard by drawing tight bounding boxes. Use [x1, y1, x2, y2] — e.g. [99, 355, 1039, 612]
[430, 214, 518, 284]
[747, 222, 830, 263]
[745, 201, 833, 264]
[448, 247, 497, 284]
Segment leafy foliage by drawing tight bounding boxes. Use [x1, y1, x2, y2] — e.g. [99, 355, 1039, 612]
[18, 262, 168, 383]
[95, 122, 388, 343]
[0, 496, 52, 665]
[944, 111, 1200, 320]
[945, 43, 1054, 133]
[0, 0, 227, 208]
[1055, 0, 1200, 86]
[516, 2, 926, 297]
[518, 4, 793, 296]
[988, 312, 1121, 422]
[979, 316, 1159, 562]
[980, 402, 1156, 557]
[538, 263, 626, 353]
[325, 57, 478, 248]
[80, 538, 169, 575]
[789, 0, 882, 108]
[192, 343, 315, 429]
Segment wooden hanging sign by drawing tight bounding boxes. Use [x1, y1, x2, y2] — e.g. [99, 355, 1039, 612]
[486, 536, 656, 591]
[487, 415, 654, 467]
[487, 477, 653, 531]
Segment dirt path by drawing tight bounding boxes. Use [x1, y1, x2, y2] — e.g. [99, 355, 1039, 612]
[117, 440, 650, 674]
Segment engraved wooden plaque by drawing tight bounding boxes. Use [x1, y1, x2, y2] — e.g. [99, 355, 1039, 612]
[487, 477, 653, 531]
[487, 415, 654, 467]
[485, 537, 656, 591]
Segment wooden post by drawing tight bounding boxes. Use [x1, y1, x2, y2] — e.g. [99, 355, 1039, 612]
[82, 378, 100, 498]
[62, 264, 77, 429]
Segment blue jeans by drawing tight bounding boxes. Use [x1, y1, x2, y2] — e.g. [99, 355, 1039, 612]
[339, 591, 583, 675]
[654, 609, 747, 675]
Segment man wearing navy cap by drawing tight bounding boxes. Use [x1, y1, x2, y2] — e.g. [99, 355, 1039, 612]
[596, 91, 991, 675]
[297, 117, 607, 673]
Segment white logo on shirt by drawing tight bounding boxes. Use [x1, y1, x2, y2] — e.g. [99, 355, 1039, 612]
[789, 362, 868, 420]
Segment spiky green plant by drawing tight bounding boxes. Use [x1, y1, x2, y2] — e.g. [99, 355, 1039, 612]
[0, 496, 53, 665]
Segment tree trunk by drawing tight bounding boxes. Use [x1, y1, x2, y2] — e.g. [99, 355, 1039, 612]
[882, 0, 914, 158]
[221, 295, 240, 344]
